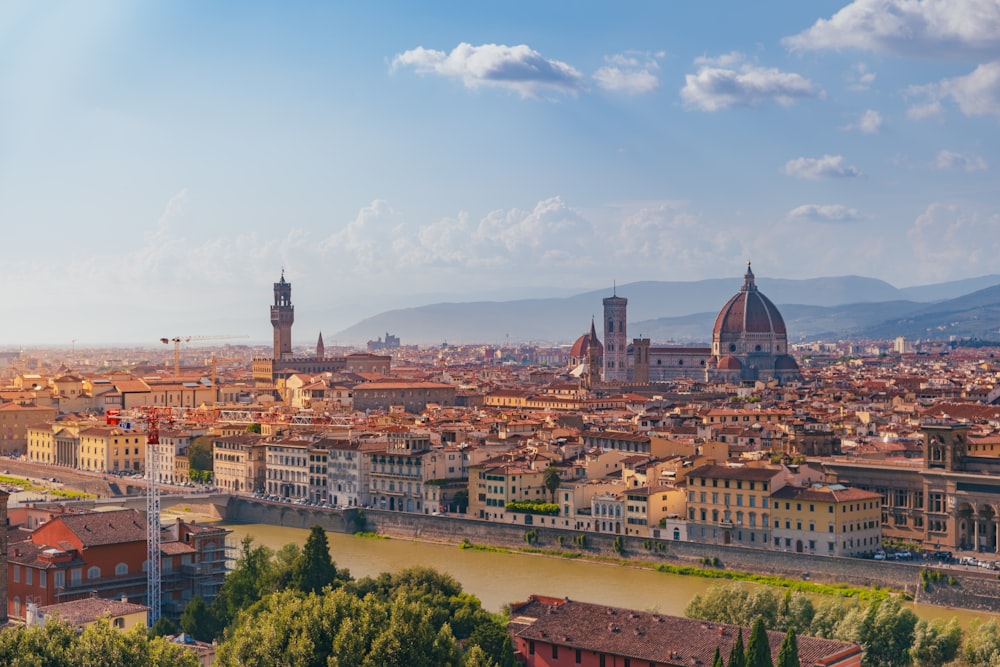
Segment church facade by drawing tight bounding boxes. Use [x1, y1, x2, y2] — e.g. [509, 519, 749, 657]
[571, 265, 802, 385]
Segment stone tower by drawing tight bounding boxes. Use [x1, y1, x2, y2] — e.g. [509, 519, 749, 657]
[271, 270, 294, 360]
[602, 288, 628, 382]
[316, 332, 325, 358]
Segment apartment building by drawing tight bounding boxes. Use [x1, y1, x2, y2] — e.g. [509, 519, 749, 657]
[685, 464, 784, 548]
[771, 483, 882, 557]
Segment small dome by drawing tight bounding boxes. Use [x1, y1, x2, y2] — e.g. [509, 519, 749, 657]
[717, 355, 743, 371]
[713, 263, 787, 338]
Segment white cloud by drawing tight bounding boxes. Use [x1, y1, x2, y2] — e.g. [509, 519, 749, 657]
[907, 202, 1000, 280]
[846, 63, 877, 91]
[907, 61, 1000, 119]
[935, 149, 989, 171]
[680, 52, 819, 111]
[783, 155, 863, 180]
[784, 0, 1000, 57]
[843, 109, 883, 133]
[391, 43, 583, 98]
[593, 51, 663, 94]
[787, 204, 861, 223]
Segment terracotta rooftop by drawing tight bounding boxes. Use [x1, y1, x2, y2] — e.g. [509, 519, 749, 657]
[39, 597, 149, 626]
[509, 595, 860, 667]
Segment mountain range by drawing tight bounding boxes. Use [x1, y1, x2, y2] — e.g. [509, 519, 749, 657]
[332, 274, 1000, 346]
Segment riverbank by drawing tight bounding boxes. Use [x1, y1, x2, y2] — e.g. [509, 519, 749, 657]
[227, 497, 1000, 613]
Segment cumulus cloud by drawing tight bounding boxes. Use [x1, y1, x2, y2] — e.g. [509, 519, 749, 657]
[680, 52, 819, 110]
[907, 61, 1000, 119]
[787, 204, 861, 223]
[846, 63, 877, 91]
[784, 0, 1000, 58]
[783, 155, 862, 179]
[391, 42, 583, 98]
[593, 51, 663, 94]
[907, 202, 1000, 279]
[935, 149, 989, 171]
[842, 109, 883, 133]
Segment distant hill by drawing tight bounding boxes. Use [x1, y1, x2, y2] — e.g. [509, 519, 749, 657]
[333, 275, 1000, 345]
[858, 283, 1000, 341]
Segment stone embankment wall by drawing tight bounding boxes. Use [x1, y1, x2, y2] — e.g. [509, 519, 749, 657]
[916, 570, 1000, 613]
[227, 499, 1000, 611]
[226, 500, 919, 592]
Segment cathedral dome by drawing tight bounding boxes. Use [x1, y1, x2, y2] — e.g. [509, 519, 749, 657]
[713, 264, 787, 338]
[570, 333, 601, 359]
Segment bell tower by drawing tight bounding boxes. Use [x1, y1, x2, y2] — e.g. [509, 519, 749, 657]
[603, 287, 628, 383]
[271, 270, 294, 360]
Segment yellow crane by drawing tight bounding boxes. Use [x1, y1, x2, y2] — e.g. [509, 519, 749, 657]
[160, 335, 249, 376]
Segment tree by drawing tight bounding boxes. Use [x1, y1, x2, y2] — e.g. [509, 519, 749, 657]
[745, 617, 774, 667]
[211, 535, 276, 630]
[728, 627, 746, 667]
[180, 595, 220, 642]
[711, 646, 724, 667]
[467, 617, 516, 667]
[910, 617, 961, 667]
[187, 436, 213, 479]
[543, 466, 561, 503]
[833, 596, 917, 667]
[776, 627, 799, 667]
[291, 525, 337, 594]
[0, 617, 199, 667]
[962, 619, 1000, 667]
[149, 614, 178, 637]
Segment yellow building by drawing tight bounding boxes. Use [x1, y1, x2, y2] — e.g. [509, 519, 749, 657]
[685, 464, 783, 548]
[78, 426, 146, 473]
[468, 461, 547, 522]
[771, 483, 882, 557]
[625, 485, 688, 537]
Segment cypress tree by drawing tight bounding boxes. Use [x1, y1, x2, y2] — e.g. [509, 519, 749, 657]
[712, 646, 724, 667]
[776, 627, 799, 667]
[745, 617, 774, 667]
[728, 627, 746, 667]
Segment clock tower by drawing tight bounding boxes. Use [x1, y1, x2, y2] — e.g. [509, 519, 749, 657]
[271, 270, 294, 360]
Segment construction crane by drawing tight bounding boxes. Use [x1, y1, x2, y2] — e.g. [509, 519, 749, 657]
[160, 334, 248, 376]
[107, 406, 173, 625]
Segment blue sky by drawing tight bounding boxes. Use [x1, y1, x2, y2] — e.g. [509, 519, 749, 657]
[2, 1, 1000, 345]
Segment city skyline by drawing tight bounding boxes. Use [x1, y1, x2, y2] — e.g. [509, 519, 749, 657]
[4, 1, 1000, 344]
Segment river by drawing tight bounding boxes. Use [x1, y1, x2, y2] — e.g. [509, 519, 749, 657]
[218, 521, 995, 626]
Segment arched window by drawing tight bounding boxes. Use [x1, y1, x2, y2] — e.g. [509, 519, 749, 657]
[115, 563, 128, 576]
[88, 566, 101, 580]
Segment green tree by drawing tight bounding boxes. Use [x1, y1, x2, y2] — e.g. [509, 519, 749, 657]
[187, 436, 213, 479]
[0, 618, 199, 667]
[291, 525, 338, 594]
[728, 627, 747, 667]
[467, 616, 516, 667]
[834, 596, 917, 667]
[180, 595, 220, 642]
[543, 466, 561, 503]
[149, 614, 178, 637]
[211, 535, 276, 630]
[776, 627, 799, 667]
[463, 645, 497, 667]
[909, 617, 961, 667]
[962, 619, 1000, 667]
[745, 617, 774, 667]
[712, 646, 724, 667]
